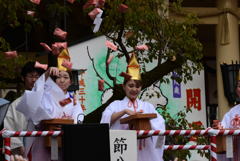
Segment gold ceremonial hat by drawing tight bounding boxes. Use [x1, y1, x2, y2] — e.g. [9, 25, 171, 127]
[57, 48, 71, 71]
[127, 53, 141, 80]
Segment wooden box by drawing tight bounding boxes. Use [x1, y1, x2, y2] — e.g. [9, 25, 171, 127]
[41, 119, 74, 147]
[216, 128, 239, 154]
[120, 113, 157, 130]
[216, 136, 226, 153]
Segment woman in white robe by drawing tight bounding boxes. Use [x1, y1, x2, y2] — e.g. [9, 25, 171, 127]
[101, 79, 165, 161]
[212, 80, 240, 161]
[16, 67, 84, 161]
[218, 104, 240, 161]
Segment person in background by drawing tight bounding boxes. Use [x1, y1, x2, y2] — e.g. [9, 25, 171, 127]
[4, 62, 44, 156]
[212, 78, 240, 161]
[101, 54, 165, 161]
[17, 59, 83, 161]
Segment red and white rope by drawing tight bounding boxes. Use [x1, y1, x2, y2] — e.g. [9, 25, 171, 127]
[2, 128, 240, 161]
[4, 138, 11, 161]
[137, 130, 209, 137]
[12, 131, 62, 137]
[1, 129, 62, 138]
[164, 145, 210, 150]
[210, 136, 217, 161]
[2, 129, 240, 138]
[208, 129, 240, 136]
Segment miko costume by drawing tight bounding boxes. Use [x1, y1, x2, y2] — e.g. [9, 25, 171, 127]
[101, 97, 165, 161]
[16, 49, 83, 161]
[219, 104, 240, 161]
[100, 54, 165, 161]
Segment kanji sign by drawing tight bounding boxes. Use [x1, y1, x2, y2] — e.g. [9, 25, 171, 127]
[186, 88, 201, 111]
[110, 130, 137, 161]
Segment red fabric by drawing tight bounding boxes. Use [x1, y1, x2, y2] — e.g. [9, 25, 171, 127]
[27, 146, 32, 161]
[233, 136, 239, 161]
[127, 100, 138, 112]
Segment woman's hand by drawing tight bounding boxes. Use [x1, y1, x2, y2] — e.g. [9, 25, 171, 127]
[111, 109, 143, 125]
[10, 155, 27, 161]
[11, 147, 24, 157]
[174, 158, 186, 161]
[212, 120, 223, 129]
[45, 67, 59, 80]
[47, 67, 59, 77]
[124, 109, 136, 115]
[124, 109, 143, 116]
[49, 67, 59, 76]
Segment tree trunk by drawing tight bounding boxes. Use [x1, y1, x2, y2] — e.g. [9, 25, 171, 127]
[84, 56, 184, 123]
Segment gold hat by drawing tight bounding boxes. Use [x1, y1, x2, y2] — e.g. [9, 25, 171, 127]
[57, 48, 71, 71]
[126, 53, 141, 80]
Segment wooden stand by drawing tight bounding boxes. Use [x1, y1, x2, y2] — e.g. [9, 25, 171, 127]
[120, 113, 157, 132]
[216, 128, 239, 154]
[216, 136, 226, 154]
[41, 119, 74, 147]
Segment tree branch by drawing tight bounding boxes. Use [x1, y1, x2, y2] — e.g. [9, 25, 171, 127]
[142, 55, 185, 89]
[116, 14, 130, 62]
[87, 46, 112, 88]
[84, 84, 125, 123]
[106, 48, 116, 85]
[158, 38, 170, 65]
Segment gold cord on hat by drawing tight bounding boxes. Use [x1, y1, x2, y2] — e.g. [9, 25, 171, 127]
[127, 53, 141, 80]
[57, 48, 71, 71]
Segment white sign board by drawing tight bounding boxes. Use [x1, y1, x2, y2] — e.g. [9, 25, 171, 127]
[110, 130, 137, 161]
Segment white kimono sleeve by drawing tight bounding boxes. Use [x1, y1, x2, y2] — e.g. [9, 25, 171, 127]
[71, 102, 84, 124]
[148, 103, 166, 153]
[221, 112, 230, 128]
[100, 102, 116, 124]
[16, 74, 65, 125]
[16, 74, 46, 121]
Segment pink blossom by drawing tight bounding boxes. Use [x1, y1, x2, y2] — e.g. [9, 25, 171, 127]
[107, 55, 114, 65]
[62, 59, 72, 70]
[3, 51, 18, 59]
[30, 0, 41, 5]
[34, 61, 48, 70]
[88, 8, 102, 20]
[53, 28, 67, 40]
[135, 44, 149, 51]
[40, 42, 52, 52]
[105, 40, 117, 51]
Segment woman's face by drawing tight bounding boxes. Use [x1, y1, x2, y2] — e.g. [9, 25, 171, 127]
[236, 81, 240, 98]
[123, 79, 142, 101]
[55, 71, 71, 93]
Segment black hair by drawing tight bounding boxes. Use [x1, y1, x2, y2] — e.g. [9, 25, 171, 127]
[21, 61, 45, 77]
[51, 70, 73, 82]
[4, 91, 17, 103]
[123, 78, 142, 87]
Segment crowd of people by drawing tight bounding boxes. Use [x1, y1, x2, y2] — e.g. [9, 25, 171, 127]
[1, 54, 239, 161]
